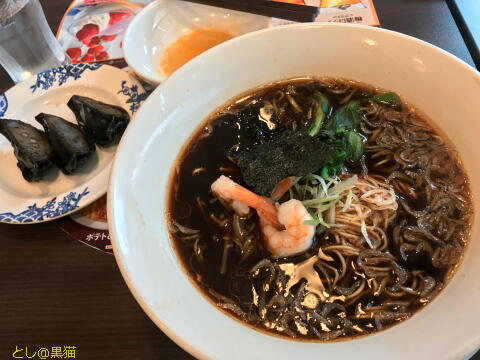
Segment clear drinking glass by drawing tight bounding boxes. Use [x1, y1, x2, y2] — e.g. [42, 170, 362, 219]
[0, 0, 66, 83]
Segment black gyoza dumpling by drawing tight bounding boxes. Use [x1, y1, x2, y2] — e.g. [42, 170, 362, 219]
[67, 95, 130, 147]
[35, 113, 96, 174]
[0, 118, 54, 182]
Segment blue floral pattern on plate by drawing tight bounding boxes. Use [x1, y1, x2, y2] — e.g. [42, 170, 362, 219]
[117, 80, 148, 113]
[30, 63, 103, 93]
[0, 187, 90, 223]
[0, 94, 7, 117]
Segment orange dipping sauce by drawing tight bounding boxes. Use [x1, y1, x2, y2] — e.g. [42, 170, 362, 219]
[159, 28, 235, 77]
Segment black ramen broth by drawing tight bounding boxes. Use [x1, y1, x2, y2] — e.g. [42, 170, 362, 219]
[168, 78, 472, 340]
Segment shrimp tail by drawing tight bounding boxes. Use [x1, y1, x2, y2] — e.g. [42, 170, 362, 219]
[270, 176, 295, 201]
[212, 176, 283, 229]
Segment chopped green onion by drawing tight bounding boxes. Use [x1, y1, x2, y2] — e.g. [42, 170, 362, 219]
[302, 195, 340, 206]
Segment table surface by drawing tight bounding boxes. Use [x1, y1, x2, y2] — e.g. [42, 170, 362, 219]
[447, 0, 480, 69]
[0, 1, 478, 359]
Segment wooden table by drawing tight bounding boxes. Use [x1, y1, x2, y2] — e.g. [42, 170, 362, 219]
[0, 1, 478, 359]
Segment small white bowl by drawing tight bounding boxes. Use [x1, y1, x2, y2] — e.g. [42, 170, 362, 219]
[123, 0, 272, 85]
[110, 24, 480, 359]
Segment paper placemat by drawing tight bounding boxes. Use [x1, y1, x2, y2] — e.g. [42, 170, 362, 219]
[57, 0, 151, 64]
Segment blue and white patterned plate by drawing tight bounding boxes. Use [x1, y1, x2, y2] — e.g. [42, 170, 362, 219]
[0, 63, 146, 224]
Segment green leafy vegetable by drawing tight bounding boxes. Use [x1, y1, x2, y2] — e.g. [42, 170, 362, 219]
[319, 131, 363, 178]
[305, 92, 331, 137]
[320, 149, 347, 178]
[323, 100, 360, 136]
[346, 131, 364, 162]
[371, 92, 400, 105]
[316, 98, 364, 178]
[308, 92, 398, 179]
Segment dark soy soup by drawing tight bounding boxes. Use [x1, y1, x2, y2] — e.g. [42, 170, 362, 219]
[168, 78, 472, 340]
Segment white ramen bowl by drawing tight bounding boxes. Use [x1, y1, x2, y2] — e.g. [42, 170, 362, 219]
[109, 23, 480, 359]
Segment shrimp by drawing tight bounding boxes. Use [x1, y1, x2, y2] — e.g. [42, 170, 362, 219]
[211, 176, 315, 258]
[260, 199, 315, 258]
[211, 176, 281, 228]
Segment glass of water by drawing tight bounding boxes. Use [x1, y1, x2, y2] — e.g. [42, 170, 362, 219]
[0, 0, 66, 83]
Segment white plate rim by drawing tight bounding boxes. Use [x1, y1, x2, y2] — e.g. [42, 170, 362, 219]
[0, 63, 146, 224]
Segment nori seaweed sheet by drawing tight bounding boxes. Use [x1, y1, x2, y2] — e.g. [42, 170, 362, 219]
[234, 132, 334, 196]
